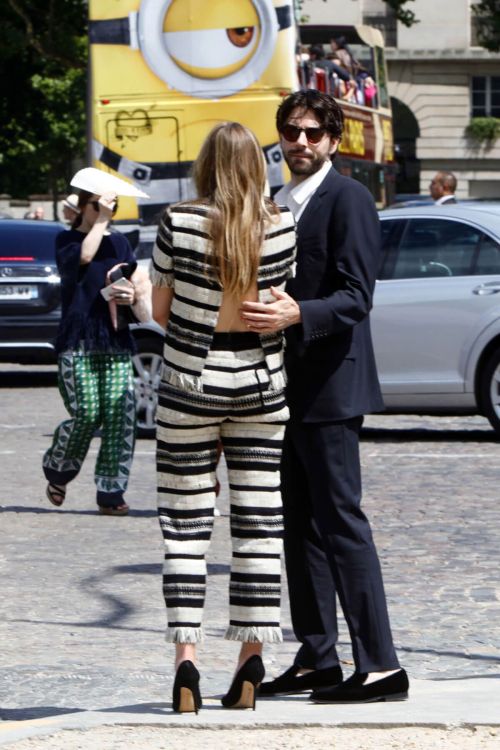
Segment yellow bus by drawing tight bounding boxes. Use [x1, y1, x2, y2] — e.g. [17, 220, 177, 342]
[88, 0, 297, 223]
[88, 2, 395, 222]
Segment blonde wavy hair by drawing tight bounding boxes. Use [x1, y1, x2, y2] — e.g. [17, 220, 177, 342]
[192, 122, 280, 297]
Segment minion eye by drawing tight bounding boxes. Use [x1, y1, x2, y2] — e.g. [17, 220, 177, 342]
[139, 0, 279, 98]
[227, 27, 255, 48]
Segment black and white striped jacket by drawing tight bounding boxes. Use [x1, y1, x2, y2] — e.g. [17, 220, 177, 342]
[150, 202, 296, 392]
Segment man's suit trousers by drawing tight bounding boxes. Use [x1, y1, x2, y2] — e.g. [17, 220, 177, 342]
[281, 417, 400, 673]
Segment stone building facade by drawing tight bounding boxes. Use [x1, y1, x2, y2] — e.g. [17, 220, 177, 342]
[302, 0, 500, 198]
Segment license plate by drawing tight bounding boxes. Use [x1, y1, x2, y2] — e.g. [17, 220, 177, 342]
[0, 284, 39, 300]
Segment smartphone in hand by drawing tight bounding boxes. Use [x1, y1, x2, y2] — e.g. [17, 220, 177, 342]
[109, 264, 134, 282]
[100, 276, 131, 301]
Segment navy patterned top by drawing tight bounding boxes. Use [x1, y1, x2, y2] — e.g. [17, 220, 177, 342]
[55, 229, 136, 354]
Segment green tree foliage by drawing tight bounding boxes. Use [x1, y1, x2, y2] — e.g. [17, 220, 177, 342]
[472, 0, 500, 52]
[466, 117, 500, 146]
[382, 0, 418, 27]
[0, 0, 87, 208]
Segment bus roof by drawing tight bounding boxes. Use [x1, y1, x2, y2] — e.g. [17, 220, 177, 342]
[299, 25, 385, 48]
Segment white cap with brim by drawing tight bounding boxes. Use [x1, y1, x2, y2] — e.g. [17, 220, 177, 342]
[70, 167, 150, 199]
[62, 193, 80, 212]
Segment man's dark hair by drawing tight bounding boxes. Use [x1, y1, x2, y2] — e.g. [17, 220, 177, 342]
[276, 90, 344, 140]
[332, 35, 347, 49]
[309, 43, 326, 59]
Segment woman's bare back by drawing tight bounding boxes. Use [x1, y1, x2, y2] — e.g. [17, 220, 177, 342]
[215, 284, 258, 332]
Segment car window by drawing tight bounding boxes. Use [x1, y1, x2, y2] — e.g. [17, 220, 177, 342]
[474, 233, 500, 275]
[0, 224, 62, 262]
[391, 218, 481, 279]
[378, 219, 406, 280]
[135, 238, 155, 261]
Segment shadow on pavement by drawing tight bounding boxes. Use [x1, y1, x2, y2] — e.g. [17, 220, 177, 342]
[107, 562, 230, 576]
[433, 673, 500, 681]
[0, 706, 85, 721]
[101, 702, 169, 715]
[8, 618, 164, 635]
[112, 562, 161, 575]
[397, 644, 500, 666]
[361, 427, 498, 443]
[0, 506, 157, 517]
[0, 370, 57, 388]
[101, 702, 227, 714]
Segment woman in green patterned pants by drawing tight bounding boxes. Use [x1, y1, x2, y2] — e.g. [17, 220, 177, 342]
[44, 351, 136, 514]
[43, 170, 144, 515]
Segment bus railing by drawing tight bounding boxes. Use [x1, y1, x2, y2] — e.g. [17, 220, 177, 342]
[298, 63, 378, 109]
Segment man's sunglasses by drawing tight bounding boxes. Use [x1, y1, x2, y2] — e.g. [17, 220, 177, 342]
[280, 124, 326, 144]
[89, 200, 118, 214]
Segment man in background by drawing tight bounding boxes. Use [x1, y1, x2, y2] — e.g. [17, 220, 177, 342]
[430, 172, 457, 204]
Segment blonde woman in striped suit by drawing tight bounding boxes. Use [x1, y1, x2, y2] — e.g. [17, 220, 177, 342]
[150, 122, 296, 713]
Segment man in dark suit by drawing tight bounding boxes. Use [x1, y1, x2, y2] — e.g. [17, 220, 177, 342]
[430, 171, 458, 204]
[241, 90, 408, 703]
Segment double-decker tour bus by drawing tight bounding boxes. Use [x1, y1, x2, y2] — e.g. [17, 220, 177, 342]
[297, 24, 395, 207]
[88, 1, 394, 223]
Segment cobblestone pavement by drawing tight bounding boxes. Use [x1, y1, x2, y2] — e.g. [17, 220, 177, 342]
[0, 365, 499, 722]
[5, 725, 500, 750]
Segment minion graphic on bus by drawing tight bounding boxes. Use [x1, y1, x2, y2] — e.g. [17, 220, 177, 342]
[88, 0, 297, 223]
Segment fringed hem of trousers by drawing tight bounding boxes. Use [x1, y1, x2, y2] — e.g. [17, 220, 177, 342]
[164, 626, 283, 644]
[225, 626, 283, 643]
[165, 627, 203, 644]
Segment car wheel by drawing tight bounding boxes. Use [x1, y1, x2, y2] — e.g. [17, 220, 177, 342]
[480, 348, 500, 434]
[132, 336, 163, 438]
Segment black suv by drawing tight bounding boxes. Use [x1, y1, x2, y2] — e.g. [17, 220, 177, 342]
[0, 220, 65, 363]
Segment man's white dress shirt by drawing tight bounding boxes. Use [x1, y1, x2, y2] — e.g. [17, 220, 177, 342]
[435, 195, 456, 205]
[274, 161, 332, 221]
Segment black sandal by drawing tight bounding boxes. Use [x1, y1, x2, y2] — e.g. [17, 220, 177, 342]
[46, 482, 66, 507]
[98, 501, 129, 516]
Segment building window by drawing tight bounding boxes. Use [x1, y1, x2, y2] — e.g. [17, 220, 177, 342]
[362, 10, 397, 48]
[471, 76, 500, 117]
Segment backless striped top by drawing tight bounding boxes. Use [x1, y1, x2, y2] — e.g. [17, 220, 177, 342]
[150, 202, 297, 392]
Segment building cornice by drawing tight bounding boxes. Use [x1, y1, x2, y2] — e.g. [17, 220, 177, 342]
[386, 48, 500, 62]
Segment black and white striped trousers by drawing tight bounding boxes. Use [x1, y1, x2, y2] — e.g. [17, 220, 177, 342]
[156, 333, 289, 644]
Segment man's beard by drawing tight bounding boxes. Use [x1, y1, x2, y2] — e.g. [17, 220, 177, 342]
[283, 150, 328, 178]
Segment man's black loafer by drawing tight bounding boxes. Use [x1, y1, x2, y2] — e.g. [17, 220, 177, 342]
[310, 668, 409, 703]
[259, 664, 343, 696]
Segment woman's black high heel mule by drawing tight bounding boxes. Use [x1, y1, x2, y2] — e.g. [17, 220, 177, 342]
[221, 655, 265, 710]
[172, 660, 202, 714]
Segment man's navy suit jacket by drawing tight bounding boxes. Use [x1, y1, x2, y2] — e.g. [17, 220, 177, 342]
[284, 167, 385, 423]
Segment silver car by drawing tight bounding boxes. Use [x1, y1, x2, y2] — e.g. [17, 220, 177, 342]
[374, 204, 500, 432]
[131, 204, 500, 436]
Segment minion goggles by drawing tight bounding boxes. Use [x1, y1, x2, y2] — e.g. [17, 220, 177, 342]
[89, 0, 293, 98]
